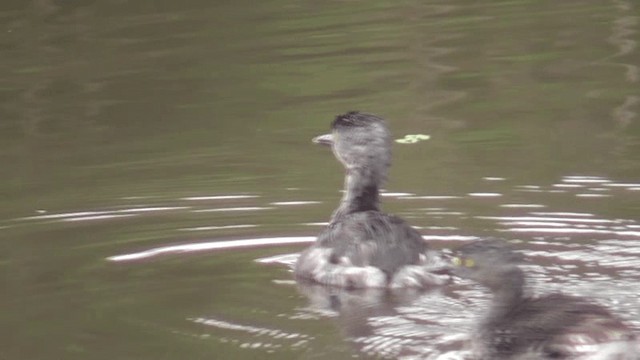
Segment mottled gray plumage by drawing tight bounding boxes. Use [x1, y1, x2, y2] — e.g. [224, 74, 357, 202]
[451, 240, 639, 359]
[295, 111, 446, 289]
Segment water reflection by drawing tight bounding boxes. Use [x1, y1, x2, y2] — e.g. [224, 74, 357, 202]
[3, 176, 638, 358]
[108, 236, 315, 262]
[18, 206, 189, 222]
[190, 317, 312, 354]
[294, 280, 469, 359]
[109, 173, 636, 358]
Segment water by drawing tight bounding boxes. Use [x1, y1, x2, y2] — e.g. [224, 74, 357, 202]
[1, 0, 639, 359]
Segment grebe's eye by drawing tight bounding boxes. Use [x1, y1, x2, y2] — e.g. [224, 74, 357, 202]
[464, 258, 475, 268]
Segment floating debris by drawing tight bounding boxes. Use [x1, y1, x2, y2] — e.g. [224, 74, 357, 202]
[395, 134, 430, 144]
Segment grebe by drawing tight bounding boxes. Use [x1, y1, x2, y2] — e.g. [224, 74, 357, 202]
[295, 111, 447, 289]
[449, 239, 639, 359]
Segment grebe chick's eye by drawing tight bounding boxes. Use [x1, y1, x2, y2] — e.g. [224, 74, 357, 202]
[464, 258, 475, 267]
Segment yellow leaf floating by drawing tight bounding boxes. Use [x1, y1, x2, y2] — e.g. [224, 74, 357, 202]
[395, 134, 431, 144]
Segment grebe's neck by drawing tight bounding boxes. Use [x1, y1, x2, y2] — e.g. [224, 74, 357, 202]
[486, 267, 526, 320]
[330, 167, 381, 223]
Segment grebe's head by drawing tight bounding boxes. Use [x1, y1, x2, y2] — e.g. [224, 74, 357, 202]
[449, 239, 526, 292]
[313, 111, 392, 183]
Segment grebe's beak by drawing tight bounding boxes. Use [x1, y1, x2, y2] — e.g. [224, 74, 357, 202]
[312, 133, 334, 146]
[431, 266, 454, 276]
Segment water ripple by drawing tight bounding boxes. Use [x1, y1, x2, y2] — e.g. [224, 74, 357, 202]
[107, 236, 315, 262]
